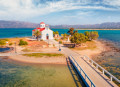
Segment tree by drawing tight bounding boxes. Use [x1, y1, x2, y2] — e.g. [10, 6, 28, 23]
[90, 31, 99, 40]
[84, 31, 90, 40]
[53, 31, 59, 35]
[68, 28, 74, 36]
[61, 33, 68, 40]
[63, 33, 68, 39]
[33, 30, 41, 41]
[74, 30, 78, 34]
[70, 33, 87, 44]
[55, 31, 59, 34]
[84, 31, 99, 41]
[59, 41, 62, 44]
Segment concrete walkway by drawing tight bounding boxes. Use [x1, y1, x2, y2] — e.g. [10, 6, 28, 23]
[49, 40, 118, 87]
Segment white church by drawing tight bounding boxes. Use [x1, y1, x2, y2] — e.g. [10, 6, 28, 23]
[32, 22, 53, 40]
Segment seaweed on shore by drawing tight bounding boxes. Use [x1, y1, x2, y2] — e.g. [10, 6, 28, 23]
[92, 40, 120, 86]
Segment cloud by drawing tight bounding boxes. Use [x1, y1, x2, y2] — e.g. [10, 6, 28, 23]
[0, 0, 120, 22]
[103, 0, 120, 7]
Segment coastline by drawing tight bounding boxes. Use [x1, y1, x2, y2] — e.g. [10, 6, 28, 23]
[91, 40, 120, 64]
[1, 38, 118, 66]
[72, 40, 108, 59]
[8, 55, 67, 65]
[75, 29, 120, 30]
[7, 40, 108, 65]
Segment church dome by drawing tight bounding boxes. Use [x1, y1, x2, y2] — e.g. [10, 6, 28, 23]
[40, 22, 45, 24]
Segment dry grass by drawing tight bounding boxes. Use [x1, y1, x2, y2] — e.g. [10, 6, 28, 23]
[23, 53, 64, 58]
[22, 48, 32, 52]
[71, 41, 97, 50]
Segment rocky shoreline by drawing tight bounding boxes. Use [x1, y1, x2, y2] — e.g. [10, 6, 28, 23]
[92, 40, 120, 64]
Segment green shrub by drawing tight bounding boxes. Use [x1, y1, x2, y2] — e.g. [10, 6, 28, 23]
[53, 44, 55, 47]
[41, 39, 43, 41]
[22, 48, 31, 52]
[59, 41, 62, 44]
[84, 31, 99, 41]
[19, 39, 28, 46]
[70, 33, 87, 44]
[55, 39, 58, 41]
[53, 31, 59, 36]
[0, 40, 6, 46]
[9, 43, 13, 46]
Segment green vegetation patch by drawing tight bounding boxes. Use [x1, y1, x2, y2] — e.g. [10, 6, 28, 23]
[71, 41, 97, 50]
[54, 39, 58, 41]
[0, 40, 6, 46]
[19, 39, 28, 46]
[0, 38, 9, 46]
[22, 48, 31, 52]
[23, 53, 64, 57]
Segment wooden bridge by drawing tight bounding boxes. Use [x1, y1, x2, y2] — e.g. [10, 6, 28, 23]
[49, 40, 120, 87]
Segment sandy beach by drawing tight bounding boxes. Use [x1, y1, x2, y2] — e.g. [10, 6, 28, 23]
[72, 40, 110, 58]
[9, 55, 67, 65]
[6, 40, 109, 64]
[0, 37, 111, 65]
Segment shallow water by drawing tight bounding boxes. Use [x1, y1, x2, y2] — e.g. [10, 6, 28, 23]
[0, 47, 10, 52]
[0, 58, 79, 87]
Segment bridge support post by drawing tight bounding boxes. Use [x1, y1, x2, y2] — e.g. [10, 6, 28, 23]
[103, 70, 104, 75]
[96, 65, 98, 69]
[91, 83, 93, 87]
[80, 68, 81, 73]
[92, 61, 93, 66]
[110, 76, 112, 81]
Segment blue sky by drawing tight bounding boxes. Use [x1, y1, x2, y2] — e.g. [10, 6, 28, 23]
[0, 0, 120, 25]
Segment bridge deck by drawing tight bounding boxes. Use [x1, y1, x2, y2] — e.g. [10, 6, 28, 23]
[49, 40, 118, 87]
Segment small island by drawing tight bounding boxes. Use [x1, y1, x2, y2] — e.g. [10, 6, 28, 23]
[0, 24, 106, 65]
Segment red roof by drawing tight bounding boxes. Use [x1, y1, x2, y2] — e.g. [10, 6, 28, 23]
[32, 28, 45, 32]
[40, 22, 45, 24]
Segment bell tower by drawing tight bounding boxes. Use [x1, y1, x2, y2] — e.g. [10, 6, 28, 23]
[40, 22, 45, 28]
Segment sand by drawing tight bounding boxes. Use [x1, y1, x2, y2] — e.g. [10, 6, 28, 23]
[9, 55, 67, 65]
[72, 40, 108, 58]
[6, 40, 108, 64]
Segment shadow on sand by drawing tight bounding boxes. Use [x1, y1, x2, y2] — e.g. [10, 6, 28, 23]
[66, 58, 86, 87]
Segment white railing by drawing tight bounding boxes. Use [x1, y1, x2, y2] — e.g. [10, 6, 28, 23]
[83, 55, 120, 84]
[69, 56, 95, 87]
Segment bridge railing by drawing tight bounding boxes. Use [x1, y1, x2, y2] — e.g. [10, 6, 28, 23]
[83, 55, 120, 84]
[69, 56, 95, 87]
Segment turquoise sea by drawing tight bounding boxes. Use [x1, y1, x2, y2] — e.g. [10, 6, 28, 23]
[0, 28, 120, 86]
[0, 28, 120, 45]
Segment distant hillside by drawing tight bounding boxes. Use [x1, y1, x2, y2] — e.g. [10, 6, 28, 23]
[0, 20, 39, 28]
[0, 20, 120, 29]
[51, 22, 120, 29]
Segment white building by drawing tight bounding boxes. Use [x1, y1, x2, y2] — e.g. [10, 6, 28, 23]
[32, 22, 53, 40]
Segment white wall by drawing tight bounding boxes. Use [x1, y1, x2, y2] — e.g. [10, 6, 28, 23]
[40, 24, 45, 28]
[41, 29, 53, 40]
